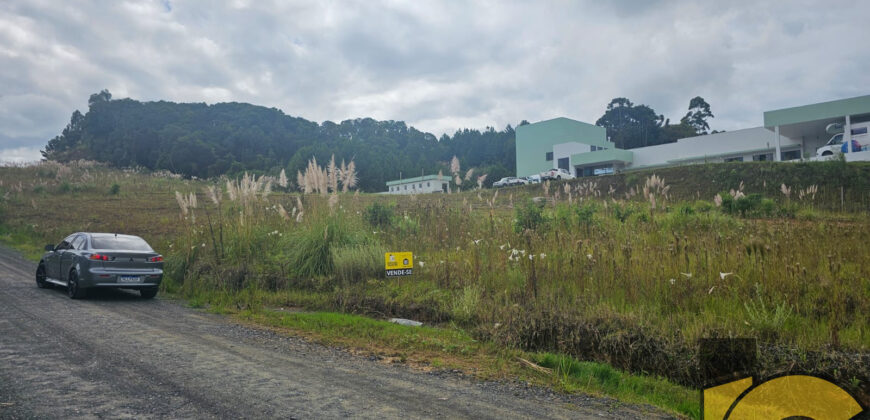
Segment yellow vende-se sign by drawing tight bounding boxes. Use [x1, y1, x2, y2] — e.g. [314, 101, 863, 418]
[385, 252, 413, 277]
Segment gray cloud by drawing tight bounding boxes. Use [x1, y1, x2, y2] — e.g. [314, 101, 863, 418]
[1, 0, 869, 162]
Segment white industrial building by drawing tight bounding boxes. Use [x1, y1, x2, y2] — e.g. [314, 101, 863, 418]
[516, 94, 870, 178]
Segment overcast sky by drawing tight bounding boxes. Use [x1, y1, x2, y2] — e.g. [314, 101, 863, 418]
[2, 0, 869, 163]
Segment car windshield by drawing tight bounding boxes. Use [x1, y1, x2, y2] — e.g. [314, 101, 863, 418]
[828, 134, 843, 145]
[90, 235, 153, 251]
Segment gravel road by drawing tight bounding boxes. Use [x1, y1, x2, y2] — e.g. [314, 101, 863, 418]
[0, 246, 672, 419]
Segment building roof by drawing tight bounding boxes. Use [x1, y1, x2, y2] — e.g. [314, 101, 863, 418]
[764, 94, 870, 127]
[516, 117, 610, 147]
[385, 174, 448, 186]
[571, 148, 633, 166]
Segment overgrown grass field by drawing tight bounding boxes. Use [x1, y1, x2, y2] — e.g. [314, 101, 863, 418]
[2, 160, 869, 417]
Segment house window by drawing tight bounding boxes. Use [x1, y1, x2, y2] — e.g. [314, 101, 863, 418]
[753, 153, 773, 161]
[545, 152, 553, 161]
[404, 185, 407, 190]
[557, 157, 569, 170]
[427, 182, 430, 187]
[419, 183, 422, 188]
[724, 156, 743, 162]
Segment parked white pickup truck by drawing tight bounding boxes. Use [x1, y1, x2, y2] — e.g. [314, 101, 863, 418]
[540, 168, 575, 181]
[817, 122, 869, 157]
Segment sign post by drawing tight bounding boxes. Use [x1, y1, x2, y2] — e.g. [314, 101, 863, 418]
[385, 252, 413, 277]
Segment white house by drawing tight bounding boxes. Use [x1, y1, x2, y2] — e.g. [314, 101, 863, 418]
[385, 175, 449, 194]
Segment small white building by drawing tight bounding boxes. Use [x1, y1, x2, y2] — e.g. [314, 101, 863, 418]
[385, 175, 449, 194]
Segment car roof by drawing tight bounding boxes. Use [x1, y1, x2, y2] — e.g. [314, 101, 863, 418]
[88, 232, 144, 239]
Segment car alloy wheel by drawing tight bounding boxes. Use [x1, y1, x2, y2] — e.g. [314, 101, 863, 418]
[67, 270, 84, 299]
[36, 264, 49, 288]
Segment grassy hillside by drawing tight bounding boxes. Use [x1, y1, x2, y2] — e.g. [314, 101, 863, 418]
[2, 160, 868, 417]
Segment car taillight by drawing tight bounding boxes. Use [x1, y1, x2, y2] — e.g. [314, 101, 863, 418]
[148, 256, 163, 262]
[89, 254, 109, 261]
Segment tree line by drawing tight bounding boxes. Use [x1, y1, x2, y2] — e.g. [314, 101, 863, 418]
[43, 90, 516, 191]
[43, 90, 716, 189]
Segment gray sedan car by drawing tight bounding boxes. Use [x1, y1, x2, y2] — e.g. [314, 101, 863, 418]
[36, 232, 164, 299]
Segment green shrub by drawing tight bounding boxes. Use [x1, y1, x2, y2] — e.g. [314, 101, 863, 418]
[612, 202, 636, 223]
[759, 198, 776, 217]
[719, 192, 735, 214]
[397, 213, 419, 234]
[363, 202, 394, 228]
[109, 183, 121, 195]
[796, 208, 820, 221]
[162, 253, 188, 286]
[58, 182, 72, 194]
[677, 202, 695, 215]
[694, 200, 713, 213]
[575, 201, 598, 230]
[778, 202, 800, 218]
[553, 203, 574, 229]
[451, 285, 482, 324]
[735, 193, 762, 216]
[720, 192, 775, 218]
[284, 215, 374, 278]
[332, 244, 386, 284]
[629, 211, 650, 224]
[514, 199, 547, 233]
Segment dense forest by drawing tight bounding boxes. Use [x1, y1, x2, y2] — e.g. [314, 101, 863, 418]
[43, 90, 517, 191]
[43, 90, 715, 190]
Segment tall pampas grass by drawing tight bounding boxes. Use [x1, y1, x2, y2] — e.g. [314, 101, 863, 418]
[279, 169, 288, 189]
[297, 155, 359, 195]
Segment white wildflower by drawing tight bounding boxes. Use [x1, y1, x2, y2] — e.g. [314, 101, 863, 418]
[720, 272, 733, 280]
[681, 272, 692, 278]
[669, 278, 676, 285]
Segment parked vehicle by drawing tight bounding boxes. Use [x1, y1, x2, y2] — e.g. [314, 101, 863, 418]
[817, 122, 870, 157]
[36, 232, 164, 299]
[523, 174, 541, 184]
[540, 168, 575, 181]
[492, 177, 527, 188]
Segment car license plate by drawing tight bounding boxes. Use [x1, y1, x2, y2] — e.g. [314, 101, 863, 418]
[119, 276, 142, 283]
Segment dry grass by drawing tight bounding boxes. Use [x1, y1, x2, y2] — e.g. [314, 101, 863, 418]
[1, 161, 868, 412]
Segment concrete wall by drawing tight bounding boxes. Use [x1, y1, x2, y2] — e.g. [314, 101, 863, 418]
[628, 127, 801, 168]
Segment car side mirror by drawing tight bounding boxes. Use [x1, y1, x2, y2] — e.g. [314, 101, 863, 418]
[45, 244, 55, 252]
